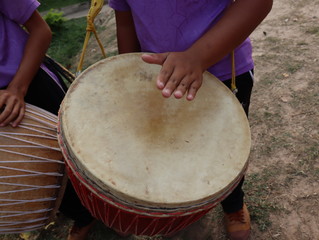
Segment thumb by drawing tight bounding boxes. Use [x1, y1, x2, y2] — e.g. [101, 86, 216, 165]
[141, 52, 169, 65]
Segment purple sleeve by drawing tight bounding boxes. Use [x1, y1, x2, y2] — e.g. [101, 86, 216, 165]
[108, 0, 131, 11]
[0, 0, 40, 24]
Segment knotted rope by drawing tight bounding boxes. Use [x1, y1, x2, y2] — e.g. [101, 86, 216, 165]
[76, 0, 106, 76]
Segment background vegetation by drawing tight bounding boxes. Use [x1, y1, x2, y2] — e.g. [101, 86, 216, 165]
[46, 15, 87, 70]
[40, 1, 89, 72]
[38, 0, 88, 12]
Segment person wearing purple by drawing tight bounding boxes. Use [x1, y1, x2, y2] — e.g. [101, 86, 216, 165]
[0, 1, 95, 239]
[108, 0, 273, 239]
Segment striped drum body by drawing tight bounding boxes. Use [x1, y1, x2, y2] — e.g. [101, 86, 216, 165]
[0, 104, 67, 233]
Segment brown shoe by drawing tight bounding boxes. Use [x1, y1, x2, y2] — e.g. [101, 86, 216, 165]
[224, 204, 251, 240]
[67, 221, 96, 240]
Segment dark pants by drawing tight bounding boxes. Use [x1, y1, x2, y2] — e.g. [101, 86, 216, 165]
[220, 70, 254, 213]
[25, 67, 94, 227]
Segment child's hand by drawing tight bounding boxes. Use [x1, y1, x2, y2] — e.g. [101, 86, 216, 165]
[0, 89, 25, 127]
[141, 52, 204, 101]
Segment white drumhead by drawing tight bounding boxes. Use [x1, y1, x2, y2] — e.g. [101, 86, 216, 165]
[59, 53, 251, 208]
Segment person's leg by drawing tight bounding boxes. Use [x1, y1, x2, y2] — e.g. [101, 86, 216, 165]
[221, 177, 245, 213]
[59, 181, 95, 227]
[220, 70, 254, 240]
[222, 70, 254, 117]
[221, 70, 253, 211]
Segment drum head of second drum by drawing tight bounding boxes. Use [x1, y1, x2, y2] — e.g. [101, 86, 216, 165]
[58, 53, 251, 209]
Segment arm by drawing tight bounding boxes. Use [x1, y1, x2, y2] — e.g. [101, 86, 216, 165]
[114, 10, 140, 54]
[0, 11, 52, 127]
[142, 0, 273, 100]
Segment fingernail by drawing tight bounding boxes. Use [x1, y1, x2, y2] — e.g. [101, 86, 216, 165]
[187, 94, 194, 101]
[162, 89, 171, 97]
[174, 90, 183, 98]
[157, 82, 164, 89]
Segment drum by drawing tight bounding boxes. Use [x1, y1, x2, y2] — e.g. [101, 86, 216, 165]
[0, 104, 67, 234]
[58, 53, 251, 236]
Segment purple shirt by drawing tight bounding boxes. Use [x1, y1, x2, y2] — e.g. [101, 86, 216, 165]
[0, 0, 59, 88]
[109, 0, 254, 81]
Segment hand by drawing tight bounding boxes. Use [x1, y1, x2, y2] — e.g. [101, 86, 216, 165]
[0, 89, 25, 127]
[141, 51, 204, 101]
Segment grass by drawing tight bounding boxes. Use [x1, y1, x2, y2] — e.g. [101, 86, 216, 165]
[298, 144, 319, 178]
[38, 0, 90, 73]
[38, 0, 88, 12]
[285, 62, 304, 74]
[305, 26, 319, 35]
[244, 170, 281, 231]
[47, 17, 87, 70]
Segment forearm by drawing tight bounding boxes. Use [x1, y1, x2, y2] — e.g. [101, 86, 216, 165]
[115, 10, 141, 54]
[8, 11, 52, 96]
[188, 0, 273, 71]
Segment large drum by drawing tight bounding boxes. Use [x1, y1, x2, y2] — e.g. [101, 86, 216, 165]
[58, 53, 251, 236]
[0, 104, 67, 234]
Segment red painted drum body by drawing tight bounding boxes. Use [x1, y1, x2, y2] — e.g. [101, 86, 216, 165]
[57, 53, 251, 236]
[0, 104, 67, 233]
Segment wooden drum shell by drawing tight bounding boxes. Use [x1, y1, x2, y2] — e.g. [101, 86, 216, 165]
[0, 104, 67, 233]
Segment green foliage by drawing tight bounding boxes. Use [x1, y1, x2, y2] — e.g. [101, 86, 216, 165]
[47, 17, 87, 70]
[44, 9, 66, 32]
[244, 170, 281, 231]
[38, 0, 88, 12]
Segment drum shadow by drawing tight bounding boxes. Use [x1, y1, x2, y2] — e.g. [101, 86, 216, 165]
[161, 207, 228, 240]
[88, 221, 136, 240]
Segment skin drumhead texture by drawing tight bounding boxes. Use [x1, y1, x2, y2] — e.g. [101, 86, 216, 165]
[60, 53, 251, 209]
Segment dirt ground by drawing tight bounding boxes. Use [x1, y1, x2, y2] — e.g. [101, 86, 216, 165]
[2, 0, 318, 239]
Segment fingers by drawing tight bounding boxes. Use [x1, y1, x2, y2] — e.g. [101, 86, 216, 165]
[11, 105, 25, 127]
[158, 70, 203, 100]
[142, 52, 203, 100]
[141, 53, 168, 65]
[0, 103, 24, 127]
[141, 53, 174, 90]
[0, 97, 12, 126]
[157, 66, 175, 92]
[0, 91, 25, 127]
[174, 75, 195, 99]
[0, 103, 14, 127]
[186, 80, 203, 101]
